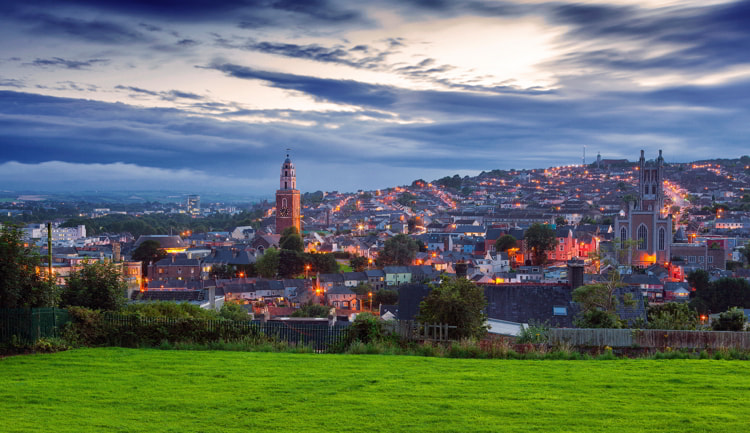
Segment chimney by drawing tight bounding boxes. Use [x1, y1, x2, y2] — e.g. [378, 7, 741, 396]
[567, 259, 585, 290]
[112, 242, 121, 262]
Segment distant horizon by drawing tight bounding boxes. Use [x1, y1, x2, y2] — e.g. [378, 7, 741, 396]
[1, 153, 747, 202]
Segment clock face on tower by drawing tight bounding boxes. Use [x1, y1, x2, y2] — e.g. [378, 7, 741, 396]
[279, 207, 289, 217]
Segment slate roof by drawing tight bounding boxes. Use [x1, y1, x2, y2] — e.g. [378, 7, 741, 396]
[326, 286, 355, 295]
[396, 283, 433, 320]
[485, 228, 505, 241]
[484, 284, 578, 327]
[615, 286, 647, 326]
[154, 258, 200, 267]
[134, 235, 186, 249]
[342, 272, 368, 282]
[384, 266, 411, 274]
[319, 273, 345, 284]
[622, 274, 664, 287]
[365, 269, 386, 279]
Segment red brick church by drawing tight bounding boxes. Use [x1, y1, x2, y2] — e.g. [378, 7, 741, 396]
[615, 150, 672, 266]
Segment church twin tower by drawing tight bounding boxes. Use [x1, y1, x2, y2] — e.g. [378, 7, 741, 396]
[275, 154, 301, 234]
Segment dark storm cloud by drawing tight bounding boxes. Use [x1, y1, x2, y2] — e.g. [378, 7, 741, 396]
[14, 13, 148, 44]
[546, 0, 750, 73]
[115, 85, 159, 96]
[114, 85, 204, 102]
[177, 39, 200, 47]
[210, 63, 402, 108]
[0, 78, 25, 88]
[6, 0, 363, 27]
[30, 57, 109, 70]
[216, 41, 544, 95]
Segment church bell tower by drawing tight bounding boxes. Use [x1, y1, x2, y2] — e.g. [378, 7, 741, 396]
[275, 154, 301, 235]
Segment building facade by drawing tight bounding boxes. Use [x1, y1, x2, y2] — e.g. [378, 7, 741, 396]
[187, 195, 200, 216]
[615, 150, 672, 266]
[275, 154, 301, 234]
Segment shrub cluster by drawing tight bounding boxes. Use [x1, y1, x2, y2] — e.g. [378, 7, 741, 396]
[63, 307, 268, 348]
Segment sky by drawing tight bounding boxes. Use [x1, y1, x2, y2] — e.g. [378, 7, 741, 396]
[1, 0, 750, 195]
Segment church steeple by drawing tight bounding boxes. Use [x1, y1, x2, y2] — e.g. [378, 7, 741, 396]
[280, 153, 296, 190]
[275, 152, 301, 234]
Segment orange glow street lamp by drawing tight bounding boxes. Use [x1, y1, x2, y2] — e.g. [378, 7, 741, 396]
[368, 292, 373, 311]
[305, 264, 311, 279]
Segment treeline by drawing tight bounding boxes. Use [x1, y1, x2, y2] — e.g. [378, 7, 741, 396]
[59, 210, 266, 238]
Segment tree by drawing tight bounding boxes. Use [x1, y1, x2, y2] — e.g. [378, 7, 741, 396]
[131, 240, 166, 277]
[687, 269, 710, 293]
[256, 248, 280, 278]
[711, 307, 747, 331]
[60, 261, 127, 311]
[495, 234, 517, 253]
[379, 234, 418, 266]
[374, 289, 398, 305]
[209, 264, 236, 279]
[350, 282, 373, 296]
[555, 216, 567, 226]
[572, 270, 633, 328]
[308, 252, 339, 274]
[396, 192, 418, 207]
[416, 276, 488, 339]
[350, 255, 368, 272]
[741, 241, 750, 265]
[0, 225, 57, 308]
[291, 302, 330, 318]
[524, 223, 557, 265]
[278, 249, 304, 278]
[646, 303, 699, 330]
[622, 194, 638, 207]
[690, 277, 750, 314]
[219, 301, 250, 321]
[279, 226, 304, 252]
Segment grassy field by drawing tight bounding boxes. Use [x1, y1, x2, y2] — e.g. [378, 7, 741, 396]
[2, 348, 749, 432]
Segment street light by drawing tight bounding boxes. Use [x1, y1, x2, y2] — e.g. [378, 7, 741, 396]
[368, 292, 373, 311]
[305, 264, 311, 279]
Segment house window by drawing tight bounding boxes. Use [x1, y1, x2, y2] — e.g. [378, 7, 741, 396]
[658, 228, 665, 251]
[620, 227, 627, 247]
[689, 256, 696, 263]
[553, 306, 567, 316]
[637, 225, 647, 250]
[652, 185, 657, 195]
[560, 245, 564, 251]
[708, 256, 714, 263]
[699, 256, 704, 263]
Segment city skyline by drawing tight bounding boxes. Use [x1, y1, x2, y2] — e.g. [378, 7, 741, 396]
[1, 0, 749, 194]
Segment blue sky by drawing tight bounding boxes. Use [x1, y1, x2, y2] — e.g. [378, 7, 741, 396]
[1, 0, 749, 194]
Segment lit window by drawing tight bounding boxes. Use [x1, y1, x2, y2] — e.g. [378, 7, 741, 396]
[553, 306, 567, 316]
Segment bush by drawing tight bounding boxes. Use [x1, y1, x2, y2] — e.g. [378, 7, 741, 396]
[122, 302, 219, 319]
[516, 321, 549, 344]
[712, 307, 747, 331]
[347, 313, 387, 344]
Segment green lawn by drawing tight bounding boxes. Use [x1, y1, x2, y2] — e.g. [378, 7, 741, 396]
[2, 348, 749, 432]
